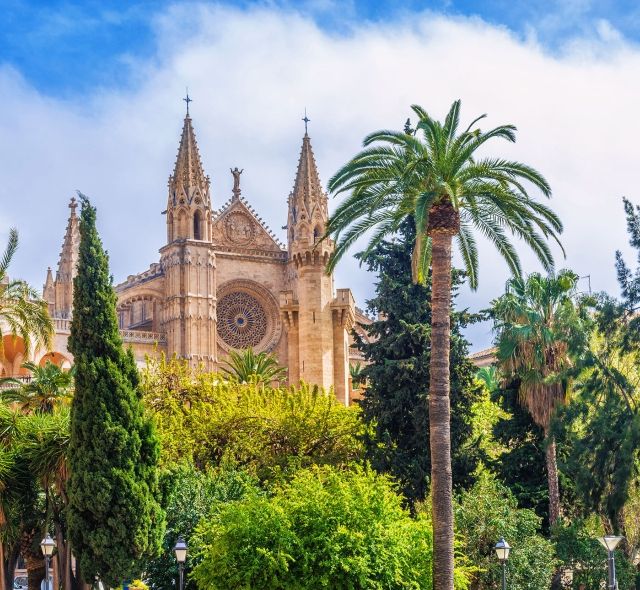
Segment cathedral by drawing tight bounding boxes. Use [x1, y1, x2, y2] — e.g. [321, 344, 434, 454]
[15, 106, 371, 405]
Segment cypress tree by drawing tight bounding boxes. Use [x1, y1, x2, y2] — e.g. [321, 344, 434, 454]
[356, 219, 482, 505]
[67, 196, 164, 586]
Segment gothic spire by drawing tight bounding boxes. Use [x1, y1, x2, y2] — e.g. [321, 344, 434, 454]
[169, 111, 210, 208]
[50, 196, 80, 319]
[289, 132, 327, 224]
[56, 197, 80, 284]
[43, 267, 54, 305]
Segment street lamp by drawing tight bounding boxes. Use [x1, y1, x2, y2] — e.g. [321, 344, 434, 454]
[40, 534, 56, 590]
[495, 538, 511, 590]
[174, 536, 188, 590]
[598, 535, 624, 589]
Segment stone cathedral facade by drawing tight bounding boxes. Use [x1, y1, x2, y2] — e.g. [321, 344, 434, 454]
[24, 110, 371, 404]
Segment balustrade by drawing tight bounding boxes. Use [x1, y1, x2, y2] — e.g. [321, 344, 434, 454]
[51, 317, 166, 344]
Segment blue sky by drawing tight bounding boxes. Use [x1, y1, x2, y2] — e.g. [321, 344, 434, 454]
[2, 0, 638, 98]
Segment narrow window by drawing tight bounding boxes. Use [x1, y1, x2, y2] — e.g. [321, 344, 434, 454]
[194, 210, 202, 240]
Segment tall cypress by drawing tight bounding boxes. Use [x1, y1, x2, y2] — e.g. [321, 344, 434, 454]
[67, 196, 163, 586]
[356, 219, 482, 505]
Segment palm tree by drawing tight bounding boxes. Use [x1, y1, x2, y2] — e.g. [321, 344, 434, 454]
[21, 408, 72, 590]
[491, 270, 588, 526]
[0, 361, 73, 414]
[0, 406, 72, 590]
[349, 362, 365, 388]
[324, 100, 562, 589]
[0, 228, 53, 361]
[476, 365, 501, 393]
[221, 348, 287, 385]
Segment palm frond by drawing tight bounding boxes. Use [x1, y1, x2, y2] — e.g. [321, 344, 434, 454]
[0, 228, 18, 279]
[325, 100, 561, 292]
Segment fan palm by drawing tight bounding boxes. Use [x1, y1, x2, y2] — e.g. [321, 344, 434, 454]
[349, 362, 365, 388]
[325, 100, 562, 589]
[0, 229, 53, 360]
[0, 361, 73, 414]
[491, 270, 588, 525]
[221, 348, 287, 385]
[0, 407, 72, 590]
[476, 365, 501, 394]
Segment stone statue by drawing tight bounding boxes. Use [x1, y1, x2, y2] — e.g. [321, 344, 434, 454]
[231, 167, 243, 199]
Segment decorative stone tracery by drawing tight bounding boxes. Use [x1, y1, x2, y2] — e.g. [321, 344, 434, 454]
[216, 280, 281, 352]
[217, 291, 267, 349]
[224, 211, 255, 246]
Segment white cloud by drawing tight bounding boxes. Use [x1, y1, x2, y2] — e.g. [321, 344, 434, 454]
[1, 3, 638, 349]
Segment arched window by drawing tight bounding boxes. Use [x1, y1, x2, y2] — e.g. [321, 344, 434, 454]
[313, 225, 322, 243]
[194, 210, 203, 240]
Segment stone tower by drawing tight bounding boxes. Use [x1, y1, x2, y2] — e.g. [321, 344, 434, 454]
[43, 196, 80, 318]
[282, 130, 355, 403]
[159, 107, 217, 368]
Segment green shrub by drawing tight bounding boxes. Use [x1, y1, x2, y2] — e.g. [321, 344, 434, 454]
[145, 464, 259, 590]
[192, 466, 472, 589]
[141, 356, 366, 481]
[553, 519, 637, 590]
[455, 472, 556, 590]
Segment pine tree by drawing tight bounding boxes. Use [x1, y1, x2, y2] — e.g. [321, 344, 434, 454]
[356, 220, 482, 505]
[67, 196, 164, 586]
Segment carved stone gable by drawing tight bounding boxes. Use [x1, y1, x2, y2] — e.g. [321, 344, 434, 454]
[212, 197, 284, 254]
[224, 211, 256, 246]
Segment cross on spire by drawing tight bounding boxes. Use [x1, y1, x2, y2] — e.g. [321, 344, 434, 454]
[183, 89, 193, 115]
[302, 109, 310, 136]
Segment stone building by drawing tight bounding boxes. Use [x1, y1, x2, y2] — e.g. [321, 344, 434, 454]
[4, 108, 372, 404]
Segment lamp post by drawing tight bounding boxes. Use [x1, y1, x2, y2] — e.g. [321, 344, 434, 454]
[40, 534, 56, 590]
[495, 537, 511, 590]
[598, 535, 624, 589]
[173, 536, 188, 590]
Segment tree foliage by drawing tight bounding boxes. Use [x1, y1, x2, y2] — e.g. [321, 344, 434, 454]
[492, 270, 588, 431]
[324, 100, 561, 289]
[141, 355, 366, 481]
[324, 100, 561, 590]
[490, 381, 549, 525]
[220, 348, 287, 384]
[355, 221, 483, 504]
[553, 518, 636, 590]
[454, 472, 556, 590]
[0, 228, 53, 359]
[66, 196, 164, 586]
[145, 465, 259, 590]
[0, 403, 70, 590]
[192, 466, 472, 590]
[0, 361, 73, 413]
[491, 270, 590, 526]
[553, 198, 640, 533]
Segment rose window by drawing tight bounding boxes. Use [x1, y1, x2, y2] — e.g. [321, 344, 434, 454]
[217, 291, 268, 349]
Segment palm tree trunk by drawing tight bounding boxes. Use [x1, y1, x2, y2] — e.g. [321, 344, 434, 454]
[25, 554, 44, 590]
[0, 541, 5, 590]
[429, 231, 455, 590]
[3, 543, 19, 590]
[54, 527, 71, 590]
[546, 437, 561, 525]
